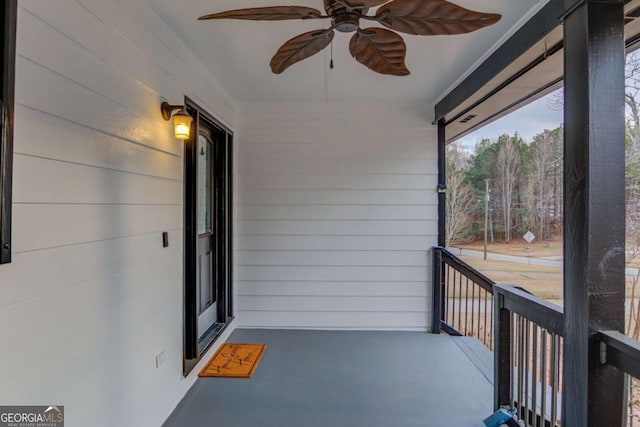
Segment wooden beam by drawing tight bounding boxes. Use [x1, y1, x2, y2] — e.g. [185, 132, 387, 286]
[434, 0, 564, 123]
[562, 1, 626, 425]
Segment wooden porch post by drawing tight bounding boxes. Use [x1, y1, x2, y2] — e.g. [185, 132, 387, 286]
[437, 119, 446, 248]
[432, 248, 443, 334]
[562, 1, 626, 425]
[434, 120, 446, 333]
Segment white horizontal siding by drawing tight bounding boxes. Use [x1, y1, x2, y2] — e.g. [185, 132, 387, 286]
[242, 157, 434, 175]
[13, 155, 182, 205]
[12, 204, 181, 252]
[239, 311, 430, 330]
[239, 281, 429, 297]
[16, 54, 180, 156]
[237, 103, 437, 330]
[0, 1, 236, 427]
[239, 220, 436, 236]
[239, 266, 428, 282]
[1, 233, 179, 308]
[238, 235, 434, 251]
[239, 204, 436, 220]
[15, 105, 183, 180]
[243, 173, 437, 190]
[239, 250, 429, 266]
[241, 189, 433, 205]
[239, 141, 436, 160]
[238, 296, 430, 312]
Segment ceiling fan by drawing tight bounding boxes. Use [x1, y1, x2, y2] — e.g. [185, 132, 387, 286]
[198, 0, 501, 77]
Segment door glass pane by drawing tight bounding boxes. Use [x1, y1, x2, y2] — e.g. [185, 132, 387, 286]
[197, 134, 213, 234]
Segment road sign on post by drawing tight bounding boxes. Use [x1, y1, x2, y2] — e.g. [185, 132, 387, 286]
[523, 231, 535, 265]
[523, 231, 536, 244]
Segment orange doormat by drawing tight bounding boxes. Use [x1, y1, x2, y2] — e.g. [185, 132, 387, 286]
[198, 343, 268, 378]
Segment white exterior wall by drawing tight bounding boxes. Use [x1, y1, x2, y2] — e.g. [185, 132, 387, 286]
[237, 103, 438, 330]
[0, 1, 440, 423]
[0, 1, 237, 426]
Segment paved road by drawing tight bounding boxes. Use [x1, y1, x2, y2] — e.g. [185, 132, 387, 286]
[449, 247, 640, 277]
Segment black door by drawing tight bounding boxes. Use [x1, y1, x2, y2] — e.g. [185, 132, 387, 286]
[183, 98, 233, 375]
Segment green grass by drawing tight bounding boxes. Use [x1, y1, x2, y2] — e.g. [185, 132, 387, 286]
[459, 256, 640, 302]
[460, 256, 563, 301]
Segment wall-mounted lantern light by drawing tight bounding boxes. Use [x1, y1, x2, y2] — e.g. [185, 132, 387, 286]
[161, 101, 193, 141]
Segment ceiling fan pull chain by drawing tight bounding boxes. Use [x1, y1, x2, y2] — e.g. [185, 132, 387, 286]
[330, 39, 335, 69]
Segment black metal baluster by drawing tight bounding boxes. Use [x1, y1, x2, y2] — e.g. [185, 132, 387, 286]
[489, 296, 494, 351]
[511, 311, 516, 409]
[550, 334, 558, 426]
[471, 280, 476, 338]
[464, 277, 470, 335]
[457, 271, 462, 332]
[524, 320, 530, 424]
[518, 315, 524, 414]
[532, 325, 538, 427]
[444, 264, 450, 325]
[541, 331, 547, 427]
[484, 289, 489, 346]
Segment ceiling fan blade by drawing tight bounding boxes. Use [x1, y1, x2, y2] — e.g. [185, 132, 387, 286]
[198, 6, 325, 21]
[349, 28, 410, 76]
[342, 0, 389, 8]
[374, 0, 501, 35]
[270, 30, 335, 74]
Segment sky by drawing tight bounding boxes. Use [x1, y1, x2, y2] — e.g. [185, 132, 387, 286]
[455, 89, 564, 150]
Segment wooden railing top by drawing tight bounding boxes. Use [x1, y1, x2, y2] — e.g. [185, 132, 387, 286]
[494, 284, 564, 337]
[598, 330, 640, 380]
[434, 246, 496, 293]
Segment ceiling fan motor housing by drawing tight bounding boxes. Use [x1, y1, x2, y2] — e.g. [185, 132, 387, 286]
[334, 12, 360, 32]
[323, 0, 365, 32]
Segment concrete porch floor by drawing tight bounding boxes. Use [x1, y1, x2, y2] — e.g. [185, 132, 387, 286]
[163, 329, 493, 427]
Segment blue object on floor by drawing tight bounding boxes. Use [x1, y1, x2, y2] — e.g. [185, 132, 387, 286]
[483, 408, 518, 427]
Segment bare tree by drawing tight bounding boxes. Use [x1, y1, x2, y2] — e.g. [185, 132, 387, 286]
[446, 170, 475, 246]
[626, 52, 640, 343]
[623, 50, 640, 427]
[528, 129, 562, 240]
[445, 144, 475, 246]
[496, 138, 520, 243]
[625, 198, 640, 427]
[546, 88, 564, 111]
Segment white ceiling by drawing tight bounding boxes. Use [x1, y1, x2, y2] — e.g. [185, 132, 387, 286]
[143, 0, 548, 104]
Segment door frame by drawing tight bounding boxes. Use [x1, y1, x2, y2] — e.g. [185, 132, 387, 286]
[183, 97, 234, 375]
